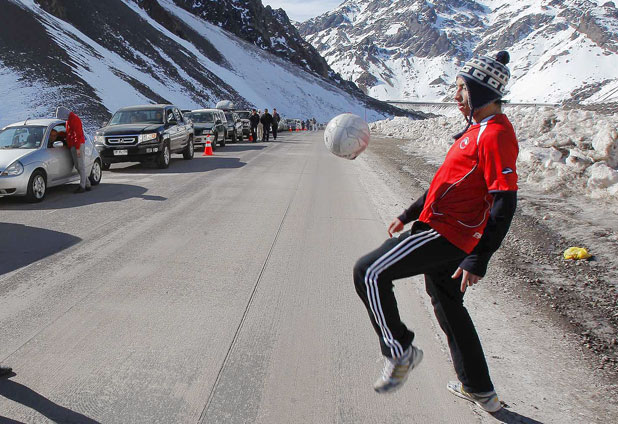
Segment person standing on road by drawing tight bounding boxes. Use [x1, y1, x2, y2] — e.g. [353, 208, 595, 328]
[261, 109, 273, 142]
[55, 106, 91, 193]
[249, 109, 260, 142]
[257, 109, 264, 142]
[353, 51, 517, 414]
[272, 108, 281, 140]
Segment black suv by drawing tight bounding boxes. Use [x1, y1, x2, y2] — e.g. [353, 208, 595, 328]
[94, 104, 194, 169]
[224, 111, 243, 143]
[185, 109, 227, 149]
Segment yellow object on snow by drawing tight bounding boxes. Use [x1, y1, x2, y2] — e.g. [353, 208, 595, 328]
[563, 247, 592, 260]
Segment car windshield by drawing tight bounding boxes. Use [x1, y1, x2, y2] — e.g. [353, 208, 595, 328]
[0, 126, 46, 149]
[109, 109, 164, 125]
[236, 111, 251, 119]
[190, 112, 216, 123]
[225, 113, 233, 122]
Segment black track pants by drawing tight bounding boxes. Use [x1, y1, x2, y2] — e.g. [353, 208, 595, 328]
[272, 125, 278, 140]
[353, 221, 495, 393]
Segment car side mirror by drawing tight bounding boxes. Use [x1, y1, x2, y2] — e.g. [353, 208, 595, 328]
[53, 141, 64, 148]
[216, 119, 221, 125]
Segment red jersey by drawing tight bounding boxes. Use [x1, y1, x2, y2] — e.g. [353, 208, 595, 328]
[66, 112, 85, 149]
[418, 114, 518, 253]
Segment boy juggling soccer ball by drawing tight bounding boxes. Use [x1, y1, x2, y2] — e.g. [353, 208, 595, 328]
[353, 51, 517, 414]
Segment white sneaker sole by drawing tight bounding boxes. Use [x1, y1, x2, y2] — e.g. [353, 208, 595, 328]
[447, 382, 502, 413]
[374, 347, 423, 394]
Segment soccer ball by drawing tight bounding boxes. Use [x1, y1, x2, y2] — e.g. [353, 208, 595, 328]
[324, 113, 370, 160]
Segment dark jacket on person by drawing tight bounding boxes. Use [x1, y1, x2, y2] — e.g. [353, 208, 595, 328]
[249, 113, 260, 128]
[260, 113, 273, 127]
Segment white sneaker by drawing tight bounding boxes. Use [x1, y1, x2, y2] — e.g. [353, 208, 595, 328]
[447, 381, 502, 413]
[373, 345, 423, 394]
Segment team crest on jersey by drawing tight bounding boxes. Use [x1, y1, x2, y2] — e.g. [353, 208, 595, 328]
[459, 137, 470, 149]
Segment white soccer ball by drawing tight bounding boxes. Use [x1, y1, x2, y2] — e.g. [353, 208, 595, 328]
[324, 113, 370, 160]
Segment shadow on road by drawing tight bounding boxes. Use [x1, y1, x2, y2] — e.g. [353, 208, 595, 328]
[107, 156, 247, 174]
[491, 406, 545, 423]
[212, 144, 267, 153]
[0, 379, 99, 423]
[0, 183, 164, 210]
[0, 223, 81, 276]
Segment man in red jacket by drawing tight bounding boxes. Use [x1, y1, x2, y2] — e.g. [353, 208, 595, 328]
[353, 51, 517, 413]
[56, 106, 91, 193]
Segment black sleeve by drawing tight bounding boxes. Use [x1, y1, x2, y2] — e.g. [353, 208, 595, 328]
[397, 190, 428, 224]
[458, 191, 517, 277]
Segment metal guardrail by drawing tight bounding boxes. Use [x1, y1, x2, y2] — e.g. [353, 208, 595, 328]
[386, 101, 560, 107]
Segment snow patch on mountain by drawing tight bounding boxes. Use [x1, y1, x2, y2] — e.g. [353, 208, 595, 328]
[299, 0, 618, 104]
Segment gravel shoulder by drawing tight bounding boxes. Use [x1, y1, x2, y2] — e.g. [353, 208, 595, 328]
[356, 135, 618, 423]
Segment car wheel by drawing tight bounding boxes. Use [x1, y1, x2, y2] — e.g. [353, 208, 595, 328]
[89, 160, 102, 186]
[102, 161, 111, 170]
[25, 169, 46, 203]
[183, 136, 194, 160]
[232, 130, 237, 143]
[157, 142, 171, 169]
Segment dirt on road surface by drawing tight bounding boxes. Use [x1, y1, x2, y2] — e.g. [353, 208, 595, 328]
[357, 135, 618, 423]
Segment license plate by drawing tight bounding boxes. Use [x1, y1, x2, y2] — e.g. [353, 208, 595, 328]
[113, 149, 128, 156]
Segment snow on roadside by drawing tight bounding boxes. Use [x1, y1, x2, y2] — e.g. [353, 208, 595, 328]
[369, 107, 618, 201]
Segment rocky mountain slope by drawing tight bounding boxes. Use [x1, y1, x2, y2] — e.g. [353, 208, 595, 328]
[0, 0, 406, 129]
[298, 0, 618, 104]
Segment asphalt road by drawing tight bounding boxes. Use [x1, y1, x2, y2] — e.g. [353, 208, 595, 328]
[0, 131, 482, 423]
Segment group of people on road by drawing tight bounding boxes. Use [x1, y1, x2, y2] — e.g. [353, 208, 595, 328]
[249, 108, 281, 142]
[305, 118, 318, 131]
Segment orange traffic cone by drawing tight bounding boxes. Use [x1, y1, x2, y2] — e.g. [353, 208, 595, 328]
[202, 136, 213, 156]
[249, 134, 253, 142]
[289, 127, 292, 132]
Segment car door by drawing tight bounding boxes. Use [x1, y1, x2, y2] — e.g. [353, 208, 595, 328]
[173, 108, 189, 149]
[45, 123, 75, 184]
[219, 111, 227, 137]
[165, 109, 179, 150]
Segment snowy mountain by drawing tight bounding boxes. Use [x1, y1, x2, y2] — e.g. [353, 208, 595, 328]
[297, 0, 618, 105]
[0, 0, 405, 130]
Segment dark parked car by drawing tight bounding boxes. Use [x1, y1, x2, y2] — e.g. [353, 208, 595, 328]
[185, 109, 227, 149]
[224, 111, 243, 143]
[235, 110, 251, 137]
[94, 105, 194, 169]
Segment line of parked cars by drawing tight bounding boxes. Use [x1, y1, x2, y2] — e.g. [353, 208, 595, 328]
[0, 102, 266, 203]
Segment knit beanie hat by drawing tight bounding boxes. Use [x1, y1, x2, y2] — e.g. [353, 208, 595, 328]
[55, 106, 71, 120]
[458, 51, 510, 110]
[453, 51, 510, 139]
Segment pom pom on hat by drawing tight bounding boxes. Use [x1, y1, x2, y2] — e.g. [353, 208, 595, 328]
[495, 50, 510, 65]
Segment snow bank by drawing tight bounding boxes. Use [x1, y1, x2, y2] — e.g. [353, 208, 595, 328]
[369, 107, 618, 200]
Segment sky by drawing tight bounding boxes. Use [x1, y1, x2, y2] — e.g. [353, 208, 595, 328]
[261, 0, 342, 22]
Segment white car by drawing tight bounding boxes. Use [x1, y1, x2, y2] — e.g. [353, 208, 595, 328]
[0, 118, 102, 202]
